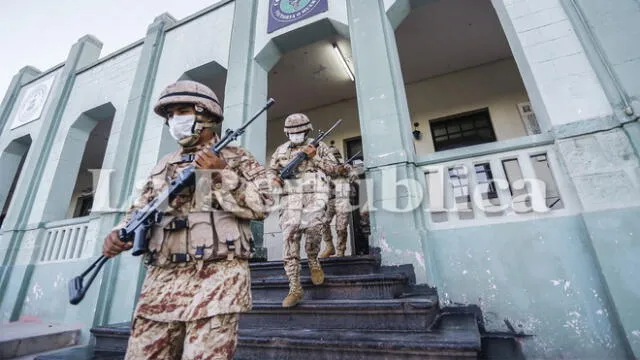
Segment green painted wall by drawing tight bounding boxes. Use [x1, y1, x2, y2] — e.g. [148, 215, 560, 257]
[427, 215, 630, 359]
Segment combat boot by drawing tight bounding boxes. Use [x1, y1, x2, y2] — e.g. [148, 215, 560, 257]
[319, 241, 335, 258]
[308, 258, 325, 285]
[336, 231, 348, 257]
[282, 285, 304, 307]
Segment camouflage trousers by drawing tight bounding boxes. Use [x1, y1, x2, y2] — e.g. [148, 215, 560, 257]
[321, 197, 350, 254]
[279, 192, 327, 289]
[124, 313, 239, 360]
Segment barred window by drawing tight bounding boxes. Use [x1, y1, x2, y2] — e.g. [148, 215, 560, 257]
[430, 109, 496, 151]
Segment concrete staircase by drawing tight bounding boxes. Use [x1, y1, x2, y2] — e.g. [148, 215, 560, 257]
[0, 321, 81, 359]
[37, 254, 486, 359]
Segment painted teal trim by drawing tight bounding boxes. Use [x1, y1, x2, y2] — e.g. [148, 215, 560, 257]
[0, 67, 41, 133]
[12, 43, 90, 227]
[347, 0, 416, 168]
[575, 213, 636, 358]
[10, 222, 46, 232]
[76, 40, 145, 75]
[43, 215, 98, 229]
[415, 133, 554, 166]
[20, 63, 65, 88]
[553, 115, 619, 139]
[91, 15, 174, 327]
[491, 0, 553, 133]
[165, 0, 235, 32]
[10, 227, 47, 321]
[559, 0, 637, 122]
[622, 121, 640, 156]
[0, 37, 101, 312]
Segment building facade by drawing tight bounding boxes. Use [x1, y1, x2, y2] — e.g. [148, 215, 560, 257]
[0, 0, 639, 358]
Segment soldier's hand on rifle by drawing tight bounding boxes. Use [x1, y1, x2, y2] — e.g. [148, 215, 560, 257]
[102, 230, 132, 258]
[337, 164, 350, 176]
[194, 148, 227, 170]
[302, 144, 317, 158]
[272, 176, 284, 189]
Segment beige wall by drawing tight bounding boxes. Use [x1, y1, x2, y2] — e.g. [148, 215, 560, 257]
[408, 58, 530, 155]
[266, 58, 531, 160]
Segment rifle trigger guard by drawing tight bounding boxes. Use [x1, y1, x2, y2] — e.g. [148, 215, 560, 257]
[154, 212, 163, 223]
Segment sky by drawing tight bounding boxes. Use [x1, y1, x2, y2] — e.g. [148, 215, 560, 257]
[0, 0, 220, 98]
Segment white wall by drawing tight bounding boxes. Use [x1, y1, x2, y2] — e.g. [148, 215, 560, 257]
[27, 45, 143, 224]
[494, 0, 612, 126]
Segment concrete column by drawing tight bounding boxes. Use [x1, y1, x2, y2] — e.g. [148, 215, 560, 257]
[0, 35, 102, 319]
[347, 0, 415, 167]
[559, 0, 640, 159]
[494, 1, 640, 356]
[91, 14, 176, 327]
[223, 0, 269, 261]
[223, 0, 268, 163]
[492, 0, 614, 137]
[0, 138, 30, 217]
[347, 0, 433, 285]
[0, 66, 42, 134]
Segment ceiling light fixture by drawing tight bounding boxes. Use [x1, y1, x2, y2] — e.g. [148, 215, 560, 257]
[333, 43, 355, 82]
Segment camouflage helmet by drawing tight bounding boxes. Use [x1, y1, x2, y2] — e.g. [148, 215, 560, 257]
[284, 113, 313, 134]
[153, 80, 223, 121]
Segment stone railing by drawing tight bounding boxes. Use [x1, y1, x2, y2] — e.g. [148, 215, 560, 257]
[416, 134, 578, 229]
[38, 216, 94, 263]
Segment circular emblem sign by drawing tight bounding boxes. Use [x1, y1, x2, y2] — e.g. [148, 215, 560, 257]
[271, 0, 321, 23]
[11, 74, 56, 130]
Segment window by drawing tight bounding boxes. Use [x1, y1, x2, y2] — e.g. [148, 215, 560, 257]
[73, 193, 94, 218]
[429, 109, 497, 151]
[448, 163, 498, 203]
[344, 136, 363, 163]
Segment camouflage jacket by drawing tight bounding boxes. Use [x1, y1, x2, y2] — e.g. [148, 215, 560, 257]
[269, 138, 340, 178]
[114, 138, 273, 321]
[325, 145, 360, 199]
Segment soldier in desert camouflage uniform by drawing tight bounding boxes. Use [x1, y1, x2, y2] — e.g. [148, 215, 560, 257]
[102, 80, 273, 360]
[269, 114, 346, 307]
[319, 142, 358, 258]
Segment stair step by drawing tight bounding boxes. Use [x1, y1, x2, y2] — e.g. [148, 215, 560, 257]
[250, 255, 380, 278]
[252, 273, 409, 301]
[236, 327, 481, 360]
[241, 298, 439, 331]
[0, 321, 80, 359]
[33, 346, 124, 360]
[90, 323, 131, 354]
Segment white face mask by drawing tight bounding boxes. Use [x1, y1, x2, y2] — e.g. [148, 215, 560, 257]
[288, 132, 306, 144]
[168, 114, 196, 141]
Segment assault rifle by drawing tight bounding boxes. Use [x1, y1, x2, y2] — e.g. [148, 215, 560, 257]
[279, 119, 342, 179]
[68, 98, 275, 305]
[343, 150, 362, 165]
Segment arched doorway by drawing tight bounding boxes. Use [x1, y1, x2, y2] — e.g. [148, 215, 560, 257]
[258, 20, 367, 260]
[0, 135, 32, 229]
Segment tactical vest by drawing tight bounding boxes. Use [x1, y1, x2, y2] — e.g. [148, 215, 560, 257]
[144, 152, 253, 267]
[272, 140, 331, 194]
